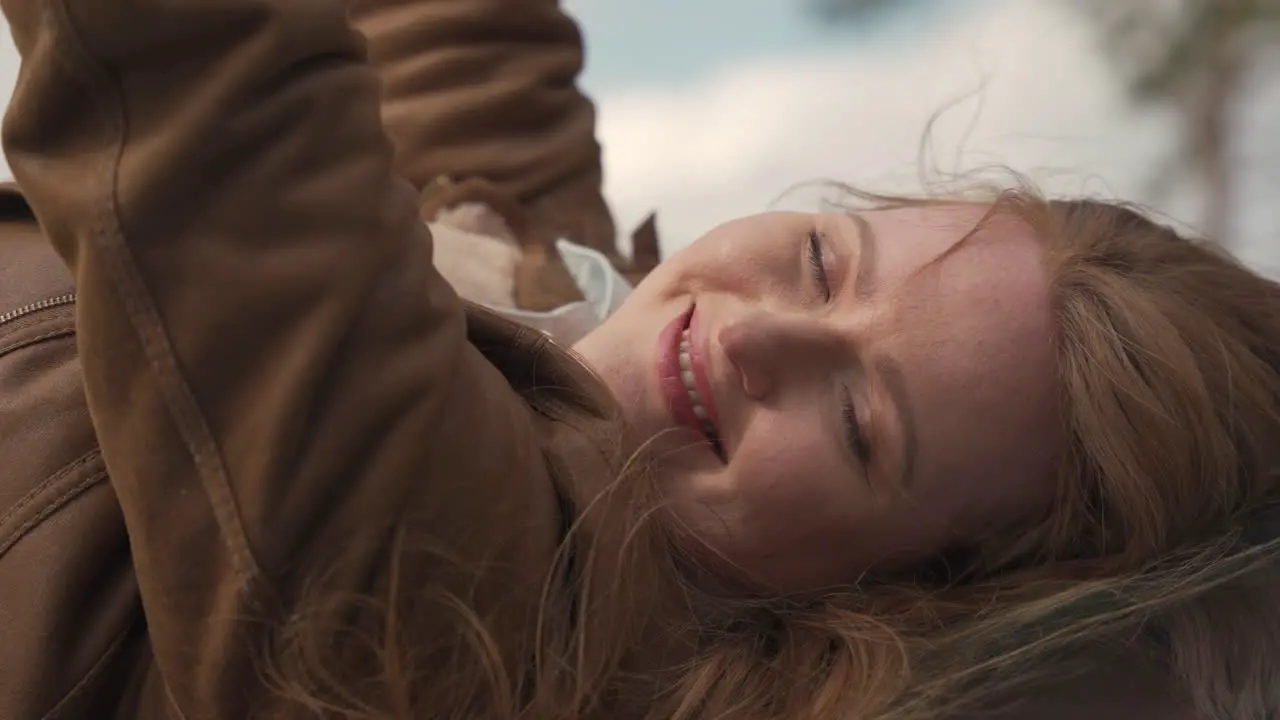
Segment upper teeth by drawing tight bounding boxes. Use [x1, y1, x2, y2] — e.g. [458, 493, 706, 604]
[679, 329, 718, 440]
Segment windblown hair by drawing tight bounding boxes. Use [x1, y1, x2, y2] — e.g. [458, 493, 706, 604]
[266, 182, 1280, 719]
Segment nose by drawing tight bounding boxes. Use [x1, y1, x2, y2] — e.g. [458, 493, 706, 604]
[718, 309, 849, 401]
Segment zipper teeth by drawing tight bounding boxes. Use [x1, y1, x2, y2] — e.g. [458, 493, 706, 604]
[0, 292, 77, 327]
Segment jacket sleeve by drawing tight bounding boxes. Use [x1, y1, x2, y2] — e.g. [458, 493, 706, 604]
[350, 0, 619, 256]
[1, 0, 558, 716]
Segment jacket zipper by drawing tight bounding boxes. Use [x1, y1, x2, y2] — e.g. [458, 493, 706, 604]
[0, 293, 77, 328]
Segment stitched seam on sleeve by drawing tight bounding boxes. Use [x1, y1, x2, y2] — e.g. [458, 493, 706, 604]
[0, 325, 75, 358]
[48, 0, 266, 598]
[0, 467, 107, 559]
[0, 449, 99, 536]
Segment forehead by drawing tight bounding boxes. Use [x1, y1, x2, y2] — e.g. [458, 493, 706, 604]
[856, 204, 1039, 282]
[854, 205, 1060, 499]
[850, 204, 1049, 322]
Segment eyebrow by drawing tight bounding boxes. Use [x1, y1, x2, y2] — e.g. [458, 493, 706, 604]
[851, 213, 879, 300]
[846, 213, 918, 489]
[876, 356, 919, 489]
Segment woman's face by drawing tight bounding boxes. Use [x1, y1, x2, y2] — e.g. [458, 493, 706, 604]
[573, 205, 1062, 591]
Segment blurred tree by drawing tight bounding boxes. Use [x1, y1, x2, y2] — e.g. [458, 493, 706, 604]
[1076, 0, 1280, 246]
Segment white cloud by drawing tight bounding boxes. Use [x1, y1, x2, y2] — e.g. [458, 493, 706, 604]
[592, 0, 1280, 270]
[0, 0, 1274, 267]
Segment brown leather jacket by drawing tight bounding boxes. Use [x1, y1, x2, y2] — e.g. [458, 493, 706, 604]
[0, 184, 135, 717]
[351, 0, 617, 259]
[0, 0, 619, 717]
[350, 0, 661, 311]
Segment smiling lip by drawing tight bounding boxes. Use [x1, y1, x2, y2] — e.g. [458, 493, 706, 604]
[657, 303, 725, 461]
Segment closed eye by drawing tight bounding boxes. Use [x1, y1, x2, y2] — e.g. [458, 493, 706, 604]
[807, 230, 831, 302]
[841, 387, 872, 468]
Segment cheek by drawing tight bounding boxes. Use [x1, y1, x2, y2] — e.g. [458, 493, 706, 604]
[730, 418, 968, 572]
[689, 416, 932, 589]
[727, 418, 857, 537]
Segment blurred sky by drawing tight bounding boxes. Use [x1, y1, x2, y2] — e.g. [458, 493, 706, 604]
[0, 0, 1275, 269]
[563, 0, 1280, 271]
[563, 0, 958, 89]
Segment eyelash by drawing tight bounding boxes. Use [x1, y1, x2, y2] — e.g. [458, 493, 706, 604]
[807, 230, 831, 302]
[809, 228, 872, 469]
[842, 392, 872, 467]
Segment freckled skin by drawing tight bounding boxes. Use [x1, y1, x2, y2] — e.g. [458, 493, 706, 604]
[574, 206, 1061, 591]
